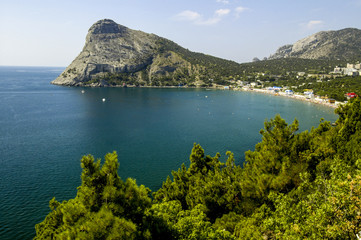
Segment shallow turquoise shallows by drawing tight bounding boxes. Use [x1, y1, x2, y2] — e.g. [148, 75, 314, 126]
[0, 66, 337, 239]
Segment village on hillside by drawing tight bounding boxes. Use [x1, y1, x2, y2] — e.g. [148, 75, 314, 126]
[333, 63, 361, 76]
[227, 61, 361, 108]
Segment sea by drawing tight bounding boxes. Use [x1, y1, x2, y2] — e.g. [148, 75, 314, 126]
[0, 66, 337, 239]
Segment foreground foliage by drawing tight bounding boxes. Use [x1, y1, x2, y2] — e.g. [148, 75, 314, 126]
[35, 98, 361, 239]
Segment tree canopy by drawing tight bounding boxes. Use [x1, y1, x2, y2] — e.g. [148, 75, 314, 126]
[35, 98, 361, 239]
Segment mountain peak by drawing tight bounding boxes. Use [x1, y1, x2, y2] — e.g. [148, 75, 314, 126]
[52, 19, 241, 87]
[88, 19, 127, 35]
[269, 28, 361, 60]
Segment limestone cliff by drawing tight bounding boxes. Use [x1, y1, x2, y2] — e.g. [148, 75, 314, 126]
[269, 28, 361, 60]
[52, 19, 240, 87]
[53, 19, 159, 86]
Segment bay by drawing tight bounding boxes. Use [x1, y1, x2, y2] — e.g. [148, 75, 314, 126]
[0, 66, 337, 239]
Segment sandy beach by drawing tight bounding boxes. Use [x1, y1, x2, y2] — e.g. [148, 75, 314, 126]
[239, 87, 343, 109]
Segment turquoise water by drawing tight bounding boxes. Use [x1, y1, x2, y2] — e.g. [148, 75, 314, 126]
[0, 66, 337, 239]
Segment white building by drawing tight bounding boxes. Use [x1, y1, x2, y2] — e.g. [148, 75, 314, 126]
[347, 63, 355, 69]
[333, 66, 343, 74]
[344, 68, 359, 76]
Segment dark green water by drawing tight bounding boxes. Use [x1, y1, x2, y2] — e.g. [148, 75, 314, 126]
[0, 66, 337, 239]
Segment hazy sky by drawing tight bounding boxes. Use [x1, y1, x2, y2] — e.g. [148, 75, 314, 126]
[1, 0, 361, 66]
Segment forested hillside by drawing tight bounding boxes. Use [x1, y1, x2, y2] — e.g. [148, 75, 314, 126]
[35, 99, 361, 239]
[239, 58, 344, 75]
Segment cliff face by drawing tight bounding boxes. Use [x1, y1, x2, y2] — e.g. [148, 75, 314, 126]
[269, 28, 361, 60]
[52, 19, 240, 87]
[52, 19, 160, 86]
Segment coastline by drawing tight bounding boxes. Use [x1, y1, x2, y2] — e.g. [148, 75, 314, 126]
[53, 80, 343, 110]
[239, 87, 342, 109]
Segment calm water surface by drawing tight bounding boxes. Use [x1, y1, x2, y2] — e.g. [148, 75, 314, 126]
[0, 66, 337, 239]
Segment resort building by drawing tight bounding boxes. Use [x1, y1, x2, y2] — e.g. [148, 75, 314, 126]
[332, 61, 361, 76]
[346, 92, 358, 99]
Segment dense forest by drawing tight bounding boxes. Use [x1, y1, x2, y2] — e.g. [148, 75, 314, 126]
[35, 98, 361, 239]
[239, 58, 345, 75]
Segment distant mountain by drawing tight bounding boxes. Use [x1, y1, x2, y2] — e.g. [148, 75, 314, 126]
[268, 28, 361, 60]
[52, 19, 241, 87]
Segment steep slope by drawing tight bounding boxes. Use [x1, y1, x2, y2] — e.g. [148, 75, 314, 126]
[52, 19, 241, 87]
[269, 28, 361, 60]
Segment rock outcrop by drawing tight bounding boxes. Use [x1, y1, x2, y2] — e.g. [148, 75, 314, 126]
[52, 19, 240, 87]
[268, 28, 361, 60]
[52, 19, 160, 86]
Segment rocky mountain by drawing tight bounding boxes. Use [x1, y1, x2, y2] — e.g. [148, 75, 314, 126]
[268, 28, 361, 60]
[52, 19, 241, 87]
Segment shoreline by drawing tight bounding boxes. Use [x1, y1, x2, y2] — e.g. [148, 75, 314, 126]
[53, 81, 343, 109]
[240, 87, 342, 109]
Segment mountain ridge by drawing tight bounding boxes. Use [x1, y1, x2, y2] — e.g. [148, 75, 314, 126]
[268, 28, 361, 60]
[53, 20, 361, 87]
[52, 19, 241, 87]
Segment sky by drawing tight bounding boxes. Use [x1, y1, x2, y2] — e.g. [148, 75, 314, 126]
[1, 0, 361, 66]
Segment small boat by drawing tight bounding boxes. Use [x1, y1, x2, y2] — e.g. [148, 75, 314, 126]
[81, 90, 85, 94]
[102, 98, 106, 102]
